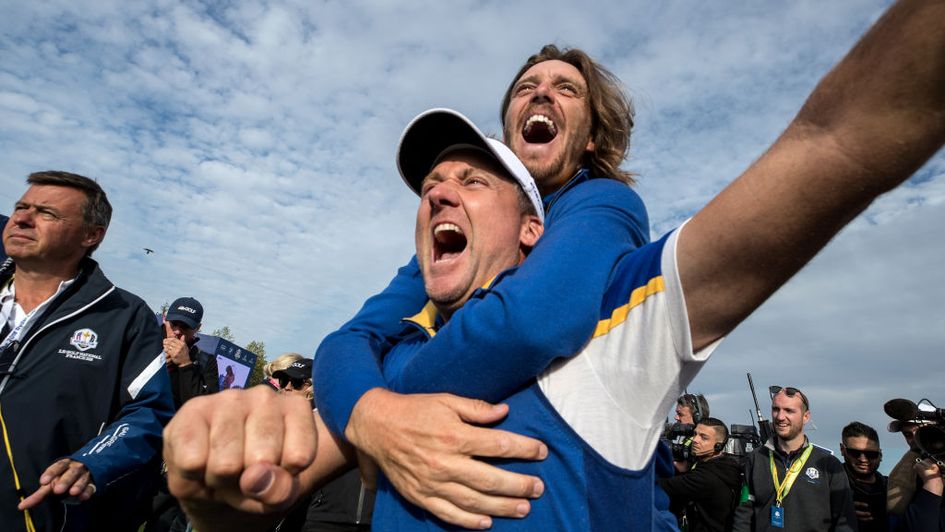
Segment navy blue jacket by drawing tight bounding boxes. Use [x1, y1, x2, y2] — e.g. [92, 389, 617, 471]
[0, 257, 175, 531]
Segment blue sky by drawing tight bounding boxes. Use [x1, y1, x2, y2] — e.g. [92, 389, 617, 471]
[2, 0, 942, 471]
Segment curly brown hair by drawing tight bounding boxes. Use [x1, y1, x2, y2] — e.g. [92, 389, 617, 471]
[500, 45, 636, 185]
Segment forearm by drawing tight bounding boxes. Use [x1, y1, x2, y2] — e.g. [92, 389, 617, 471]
[393, 181, 649, 401]
[313, 256, 427, 436]
[681, 0, 945, 349]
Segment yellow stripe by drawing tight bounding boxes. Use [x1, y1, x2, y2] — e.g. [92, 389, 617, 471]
[593, 276, 665, 338]
[402, 277, 497, 338]
[404, 300, 440, 337]
[1, 404, 37, 532]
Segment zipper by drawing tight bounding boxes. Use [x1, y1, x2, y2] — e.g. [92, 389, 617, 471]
[355, 482, 366, 524]
[0, 285, 115, 395]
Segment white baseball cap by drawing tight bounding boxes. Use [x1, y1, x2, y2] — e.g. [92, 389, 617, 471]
[396, 108, 544, 223]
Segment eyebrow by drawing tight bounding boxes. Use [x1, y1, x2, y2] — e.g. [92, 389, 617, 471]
[515, 73, 587, 89]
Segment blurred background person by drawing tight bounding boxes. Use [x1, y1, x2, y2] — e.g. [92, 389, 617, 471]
[273, 357, 375, 531]
[658, 417, 742, 532]
[163, 296, 218, 408]
[907, 458, 943, 531]
[263, 352, 304, 391]
[840, 421, 888, 531]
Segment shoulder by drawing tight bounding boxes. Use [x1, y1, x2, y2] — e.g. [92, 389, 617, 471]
[553, 177, 646, 213]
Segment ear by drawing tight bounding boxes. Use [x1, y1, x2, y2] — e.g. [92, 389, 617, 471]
[803, 409, 811, 424]
[519, 215, 544, 249]
[585, 137, 596, 153]
[81, 225, 106, 251]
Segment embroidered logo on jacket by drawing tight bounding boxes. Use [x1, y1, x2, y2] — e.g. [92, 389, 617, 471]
[805, 467, 820, 480]
[70, 328, 99, 351]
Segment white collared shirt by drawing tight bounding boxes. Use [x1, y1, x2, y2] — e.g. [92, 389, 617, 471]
[0, 276, 76, 348]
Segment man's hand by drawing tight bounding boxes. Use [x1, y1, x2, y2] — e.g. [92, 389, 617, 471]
[18, 458, 95, 510]
[914, 458, 944, 496]
[853, 501, 874, 521]
[163, 321, 191, 367]
[164, 387, 318, 531]
[345, 388, 548, 530]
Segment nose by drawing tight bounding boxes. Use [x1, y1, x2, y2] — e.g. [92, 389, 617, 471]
[530, 81, 553, 104]
[427, 180, 461, 210]
[11, 207, 34, 226]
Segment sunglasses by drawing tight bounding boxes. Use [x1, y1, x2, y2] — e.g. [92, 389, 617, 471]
[769, 385, 809, 410]
[278, 376, 308, 389]
[844, 447, 881, 460]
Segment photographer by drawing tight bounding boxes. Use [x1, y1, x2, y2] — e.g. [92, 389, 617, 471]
[666, 394, 711, 471]
[906, 458, 943, 531]
[658, 417, 742, 532]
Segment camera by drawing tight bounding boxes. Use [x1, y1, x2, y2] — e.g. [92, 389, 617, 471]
[726, 424, 762, 457]
[665, 422, 695, 462]
[885, 397, 945, 464]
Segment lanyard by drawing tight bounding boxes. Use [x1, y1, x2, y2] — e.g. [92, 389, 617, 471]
[769, 444, 813, 506]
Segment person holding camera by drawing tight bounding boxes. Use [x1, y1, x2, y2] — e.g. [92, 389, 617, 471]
[733, 386, 855, 531]
[658, 417, 742, 532]
[907, 458, 943, 531]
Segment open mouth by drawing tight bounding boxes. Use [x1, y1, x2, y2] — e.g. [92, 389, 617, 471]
[433, 223, 467, 262]
[522, 114, 558, 144]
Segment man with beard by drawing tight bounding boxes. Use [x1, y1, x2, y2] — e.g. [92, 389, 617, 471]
[164, 1, 943, 529]
[733, 388, 855, 531]
[313, 45, 656, 529]
[166, 1, 945, 525]
[840, 421, 888, 531]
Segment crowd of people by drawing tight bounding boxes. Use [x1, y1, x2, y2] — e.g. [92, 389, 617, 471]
[1, 0, 943, 530]
[658, 390, 945, 532]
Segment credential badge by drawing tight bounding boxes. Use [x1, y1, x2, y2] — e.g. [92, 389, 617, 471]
[70, 328, 99, 352]
[805, 467, 820, 480]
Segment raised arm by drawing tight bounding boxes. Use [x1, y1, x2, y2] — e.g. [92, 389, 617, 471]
[679, 0, 945, 350]
[312, 255, 426, 436]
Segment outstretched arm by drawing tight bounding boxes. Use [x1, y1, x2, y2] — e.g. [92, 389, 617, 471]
[680, 0, 945, 350]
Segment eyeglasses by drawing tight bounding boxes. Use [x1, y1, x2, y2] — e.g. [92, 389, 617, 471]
[278, 376, 308, 390]
[769, 385, 809, 410]
[843, 447, 881, 460]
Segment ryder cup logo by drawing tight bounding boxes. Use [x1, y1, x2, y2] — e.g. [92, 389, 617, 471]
[70, 328, 99, 352]
[805, 467, 820, 480]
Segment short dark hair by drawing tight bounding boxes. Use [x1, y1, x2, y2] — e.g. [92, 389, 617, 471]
[500, 44, 636, 185]
[27, 171, 111, 254]
[842, 421, 879, 443]
[698, 417, 729, 445]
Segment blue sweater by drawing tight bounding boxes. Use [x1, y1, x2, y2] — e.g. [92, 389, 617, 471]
[313, 169, 649, 436]
[372, 233, 677, 530]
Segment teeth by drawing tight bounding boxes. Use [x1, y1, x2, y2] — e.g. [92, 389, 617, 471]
[434, 223, 463, 236]
[526, 114, 555, 129]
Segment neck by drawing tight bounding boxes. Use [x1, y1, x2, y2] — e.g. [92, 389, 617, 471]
[776, 434, 806, 454]
[11, 262, 80, 314]
[696, 451, 721, 462]
[845, 462, 876, 483]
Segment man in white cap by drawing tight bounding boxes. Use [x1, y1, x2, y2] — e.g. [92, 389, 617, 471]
[165, 0, 945, 528]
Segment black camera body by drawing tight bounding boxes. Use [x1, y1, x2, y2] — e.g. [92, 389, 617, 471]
[885, 398, 945, 463]
[665, 422, 695, 462]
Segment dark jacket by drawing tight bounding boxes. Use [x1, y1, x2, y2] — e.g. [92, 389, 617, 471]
[658, 453, 743, 532]
[0, 258, 175, 532]
[732, 439, 856, 532]
[167, 341, 218, 408]
[846, 465, 889, 532]
[906, 488, 944, 532]
[278, 468, 375, 531]
[0, 214, 8, 262]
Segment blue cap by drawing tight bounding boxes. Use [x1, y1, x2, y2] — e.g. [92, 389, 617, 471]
[166, 297, 203, 329]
